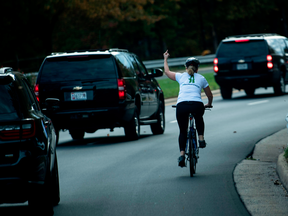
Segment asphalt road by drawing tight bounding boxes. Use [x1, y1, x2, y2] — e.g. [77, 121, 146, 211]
[1, 86, 287, 216]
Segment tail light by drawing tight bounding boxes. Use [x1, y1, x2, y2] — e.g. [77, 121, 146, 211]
[267, 55, 273, 69]
[0, 120, 36, 140]
[117, 79, 126, 100]
[34, 84, 40, 102]
[213, 58, 219, 73]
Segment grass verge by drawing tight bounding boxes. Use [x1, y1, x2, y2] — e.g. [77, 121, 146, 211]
[284, 147, 288, 162]
[158, 72, 219, 99]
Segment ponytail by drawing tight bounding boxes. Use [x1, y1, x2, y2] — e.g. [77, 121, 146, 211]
[187, 65, 196, 76]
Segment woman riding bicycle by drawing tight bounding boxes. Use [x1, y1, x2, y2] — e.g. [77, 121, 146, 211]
[163, 50, 213, 167]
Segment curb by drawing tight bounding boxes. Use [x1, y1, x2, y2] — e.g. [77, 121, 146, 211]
[277, 152, 288, 191]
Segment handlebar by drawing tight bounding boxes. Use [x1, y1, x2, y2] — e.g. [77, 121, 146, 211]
[172, 105, 213, 110]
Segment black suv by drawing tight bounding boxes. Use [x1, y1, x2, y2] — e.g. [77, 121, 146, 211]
[35, 49, 165, 141]
[0, 67, 60, 214]
[213, 33, 288, 99]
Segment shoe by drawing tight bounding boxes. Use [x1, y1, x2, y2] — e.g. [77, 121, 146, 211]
[199, 140, 206, 148]
[178, 155, 186, 167]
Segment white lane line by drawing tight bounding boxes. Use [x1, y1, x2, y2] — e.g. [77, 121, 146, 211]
[170, 120, 177, 123]
[247, 100, 269, 106]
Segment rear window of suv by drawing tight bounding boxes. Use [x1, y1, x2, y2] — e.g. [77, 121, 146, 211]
[39, 55, 116, 83]
[217, 40, 268, 58]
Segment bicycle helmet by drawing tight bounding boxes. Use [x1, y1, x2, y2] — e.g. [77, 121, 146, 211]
[185, 57, 200, 69]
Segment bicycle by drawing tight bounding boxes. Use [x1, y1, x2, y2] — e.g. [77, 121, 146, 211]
[173, 105, 212, 177]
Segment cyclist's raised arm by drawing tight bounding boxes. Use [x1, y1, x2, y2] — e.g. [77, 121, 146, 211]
[203, 86, 213, 108]
[163, 50, 176, 81]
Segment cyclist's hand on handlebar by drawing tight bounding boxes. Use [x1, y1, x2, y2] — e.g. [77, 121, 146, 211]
[204, 104, 213, 108]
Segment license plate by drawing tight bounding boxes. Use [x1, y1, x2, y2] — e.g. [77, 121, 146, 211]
[71, 92, 87, 101]
[237, 63, 248, 70]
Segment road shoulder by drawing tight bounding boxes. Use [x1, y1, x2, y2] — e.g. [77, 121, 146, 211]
[234, 129, 288, 216]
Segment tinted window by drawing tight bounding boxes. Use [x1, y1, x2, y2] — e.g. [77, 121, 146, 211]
[0, 81, 21, 118]
[134, 56, 148, 77]
[278, 39, 287, 54]
[22, 79, 40, 111]
[266, 39, 283, 55]
[217, 40, 268, 57]
[114, 54, 135, 77]
[124, 54, 144, 78]
[39, 55, 116, 83]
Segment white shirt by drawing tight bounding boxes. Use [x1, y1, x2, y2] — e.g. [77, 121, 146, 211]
[175, 72, 209, 104]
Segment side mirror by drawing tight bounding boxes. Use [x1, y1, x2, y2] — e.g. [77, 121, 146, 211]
[0, 74, 15, 85]
[45, 98, 60, 111]
[149, 68, 163, 78]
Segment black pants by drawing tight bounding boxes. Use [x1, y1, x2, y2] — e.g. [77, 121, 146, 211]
[176, 101, 205, 152]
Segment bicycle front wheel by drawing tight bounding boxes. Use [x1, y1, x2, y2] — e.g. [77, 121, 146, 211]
[189, 131, 196, 177]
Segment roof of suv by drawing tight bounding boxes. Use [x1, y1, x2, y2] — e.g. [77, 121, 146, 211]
[222, 33, 286, 42]
[47, 48, 129, 59]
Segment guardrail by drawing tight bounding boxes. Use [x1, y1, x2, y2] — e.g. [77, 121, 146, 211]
[143, 54, 215, 69]
[25, 54, 216, 76]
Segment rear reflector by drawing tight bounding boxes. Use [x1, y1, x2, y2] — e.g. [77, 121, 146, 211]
[0, 120, 36, 140]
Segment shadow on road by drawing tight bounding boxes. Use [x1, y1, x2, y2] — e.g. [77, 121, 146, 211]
[0, 205, 29, 215]
[57, 134, 152, 148]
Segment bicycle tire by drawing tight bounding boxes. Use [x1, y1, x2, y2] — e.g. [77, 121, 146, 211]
[193, 130, 198, 173]
[189, 131, 196, 177]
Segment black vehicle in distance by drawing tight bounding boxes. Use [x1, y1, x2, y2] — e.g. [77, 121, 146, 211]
[0, 67, 60, 214]
[35, 49, 165, 141]
[213, 33, 288, 99]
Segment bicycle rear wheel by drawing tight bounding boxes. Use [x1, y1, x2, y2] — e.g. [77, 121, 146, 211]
[188, 131, 196, 177]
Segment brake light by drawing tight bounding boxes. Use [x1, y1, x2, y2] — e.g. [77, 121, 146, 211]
[0, 120, 36, 140]
[267, 62, 273, 69]
[213, 58, 219, 73]
[34, 84, 40, 102]
[117, 79, 126, 100]
[267, 55, 272, 61]
[235, 39, 250, 42]
[267, 55, 273, 69]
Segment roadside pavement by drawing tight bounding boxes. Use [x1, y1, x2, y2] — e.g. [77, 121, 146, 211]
[164, 93, 288, 215]
[234, 129, 288, 216]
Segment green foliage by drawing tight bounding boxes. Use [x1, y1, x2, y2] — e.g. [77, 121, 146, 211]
[158, 78, 179, 98]
[202, 72, 220, 91]
[1, 0, 288, 72]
